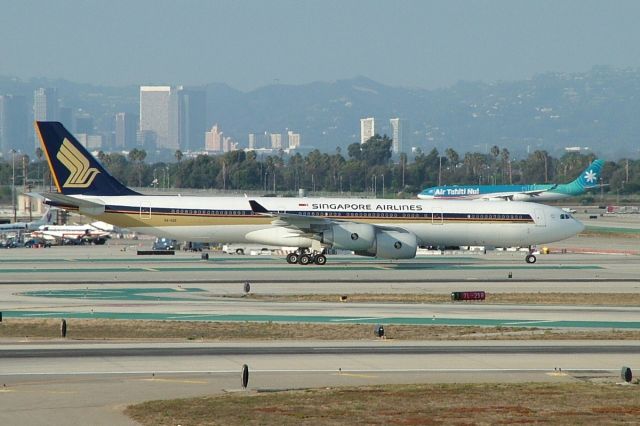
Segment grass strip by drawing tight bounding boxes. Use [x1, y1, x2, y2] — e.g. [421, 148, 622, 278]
[2, 319, 640, 340]
[125, 382, 640, 425]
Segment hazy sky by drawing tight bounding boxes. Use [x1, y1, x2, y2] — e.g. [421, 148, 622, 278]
[1, 0, 639, 91]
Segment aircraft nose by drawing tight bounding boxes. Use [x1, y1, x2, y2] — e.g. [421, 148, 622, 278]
[574, 218, 586, 234]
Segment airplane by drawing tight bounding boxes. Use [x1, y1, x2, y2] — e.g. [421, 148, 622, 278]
[418, 159, 604, 201]
[32, 222, 112, 245]
[0, 207, 55, 233]
[33, 121, 585, 265]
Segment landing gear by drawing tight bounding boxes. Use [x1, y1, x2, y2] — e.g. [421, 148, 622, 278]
[525, 246, 537, 264]
[286, 252, 299, 264]
[286, 248, 328, 265]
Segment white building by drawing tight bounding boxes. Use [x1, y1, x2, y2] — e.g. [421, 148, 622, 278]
[287, 131, 301, 149]
[360, 117, 375, 144]
[139, 86, 177, 149]
[389, 118, 409, 154]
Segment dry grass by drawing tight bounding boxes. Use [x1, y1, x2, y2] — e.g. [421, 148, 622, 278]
[241, 292, 640, 306]
[2, 318, 640, 341]
[125, 382, 640, 425]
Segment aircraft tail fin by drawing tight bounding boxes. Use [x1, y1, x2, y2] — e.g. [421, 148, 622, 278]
[33, 207, 55, 226]
[559, 159, 604, 196]
[35, 121, 139, 196]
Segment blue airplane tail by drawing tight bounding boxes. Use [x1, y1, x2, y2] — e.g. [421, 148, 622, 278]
[35, 121, 138, 196]
[559, 159, 604, 195]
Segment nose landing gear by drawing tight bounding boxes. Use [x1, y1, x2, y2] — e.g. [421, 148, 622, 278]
[286, 248, 327, 265]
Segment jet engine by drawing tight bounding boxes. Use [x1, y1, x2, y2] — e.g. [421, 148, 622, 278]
[321, 223, 376, 251]
[323, 224, 417, 259]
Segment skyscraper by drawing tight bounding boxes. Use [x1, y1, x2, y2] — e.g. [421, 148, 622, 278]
[205, 124, 223, 151]
[176, 87, 206, 152]
[140, 86, 174, 149]
[389, 118, 409, 154]
[115, 112, 139, 149]
[248, 133, 256, 150]
[0, 95, 28, 155]
[270, 133, 282, 149]
[33, 88, 59, 148]
[360, 117, 375, 144]
[287, 131, 301, 149]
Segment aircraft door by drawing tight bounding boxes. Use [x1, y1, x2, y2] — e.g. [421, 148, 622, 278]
[139, 202, 151, 220]
[533, 208, 546, 227]
[432, 207, 444, 225]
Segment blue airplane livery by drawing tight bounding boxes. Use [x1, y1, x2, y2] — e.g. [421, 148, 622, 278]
[418, 159, 604, 201]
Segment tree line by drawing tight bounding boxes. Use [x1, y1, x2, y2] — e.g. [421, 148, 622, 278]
[1, 135, 639, 201]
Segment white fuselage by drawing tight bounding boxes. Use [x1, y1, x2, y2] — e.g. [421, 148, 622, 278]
[57, 195, 584, 249]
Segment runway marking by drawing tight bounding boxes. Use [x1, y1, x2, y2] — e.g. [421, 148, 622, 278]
[166, 314, 223, 319]
[138, 378, 208, 384]
[546, 372, 569, 377]
[502, 320, 556, 326]
[20, 312, 67, 317]
[0, 388, 15, 392]
[333, 372, 378, 378]
[330, 317, 384, 322]
[142, 267, 159, 272]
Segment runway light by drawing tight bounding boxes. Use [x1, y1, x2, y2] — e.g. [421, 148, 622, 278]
[340, 295, 348, 302]
[374, 324, 385, 338]
[241, 364, 249, 389]
[60, 319, 67, 338]
[244, 281, 251, 294]
[621, 366, 633, 383]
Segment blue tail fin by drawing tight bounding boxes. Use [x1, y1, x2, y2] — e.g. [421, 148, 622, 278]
[35, 121, 139, 196]
[574, 159, 604, 189]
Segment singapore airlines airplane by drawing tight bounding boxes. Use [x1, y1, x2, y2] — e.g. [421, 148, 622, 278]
[34, 122, 584, 265]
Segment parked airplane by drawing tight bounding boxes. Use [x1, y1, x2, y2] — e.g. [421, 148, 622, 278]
[33, 222, 111, 245]
[418, 159, 604, 201]
[0, 208, 55, 233]
[34, 122, 584, 264]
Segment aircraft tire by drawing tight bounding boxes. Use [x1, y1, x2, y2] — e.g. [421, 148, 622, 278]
[314, 254, 327, 265]
[235, 248, 244, 255]
[299, 254, 311, 265]
[286, 253, 298, 264]
[525, 254, 537, 264]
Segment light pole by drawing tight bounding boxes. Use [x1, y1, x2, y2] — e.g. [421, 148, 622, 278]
[11, 149, 17, 222]
[380, 174, 385, 198]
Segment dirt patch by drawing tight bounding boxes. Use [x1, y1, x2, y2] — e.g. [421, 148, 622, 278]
[239, 292, 640, 306]
[125, 382, 640, 425]
[2, 318, 640, 341]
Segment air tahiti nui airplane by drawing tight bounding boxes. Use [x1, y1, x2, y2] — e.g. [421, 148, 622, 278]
[34, 122, 584, 265]
[418, 159, 604, 201]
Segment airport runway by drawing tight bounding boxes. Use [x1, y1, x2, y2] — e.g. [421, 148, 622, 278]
[0, 341, 636, 425]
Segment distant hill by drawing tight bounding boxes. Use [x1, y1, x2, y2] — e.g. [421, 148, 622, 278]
[2, 66, 639, 159]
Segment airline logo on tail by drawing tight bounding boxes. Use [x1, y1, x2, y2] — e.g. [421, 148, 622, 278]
[583, 169, 597, 185]
[57, 138, 100, 188]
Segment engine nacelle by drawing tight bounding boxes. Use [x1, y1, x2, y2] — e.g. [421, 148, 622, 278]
[321, 223, 376, 251]
[373, 230, 417, 259]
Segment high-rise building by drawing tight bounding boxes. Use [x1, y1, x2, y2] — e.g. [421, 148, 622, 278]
[140, 86, 174, 149]
[176, 87, 206, 152]
[140, 86, 206, 151]
[248, 133, 256, 150]
[205, 124, 223, 151]
[270, 133, 282, 149]
[33, 88, 59, 148]
[115, 112, 139, 149]
[287, 131, 301, 149]
[389, 118, 409, 154]
[0, 94, 28, 155]
[360, 117, 375, 144]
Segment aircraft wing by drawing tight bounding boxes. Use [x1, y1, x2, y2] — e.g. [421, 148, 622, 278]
[248, 200, 410, 234]
[477, 184, 558, 201]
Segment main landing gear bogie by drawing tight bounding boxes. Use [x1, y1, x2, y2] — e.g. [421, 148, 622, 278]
[286, 249, 327, 266]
